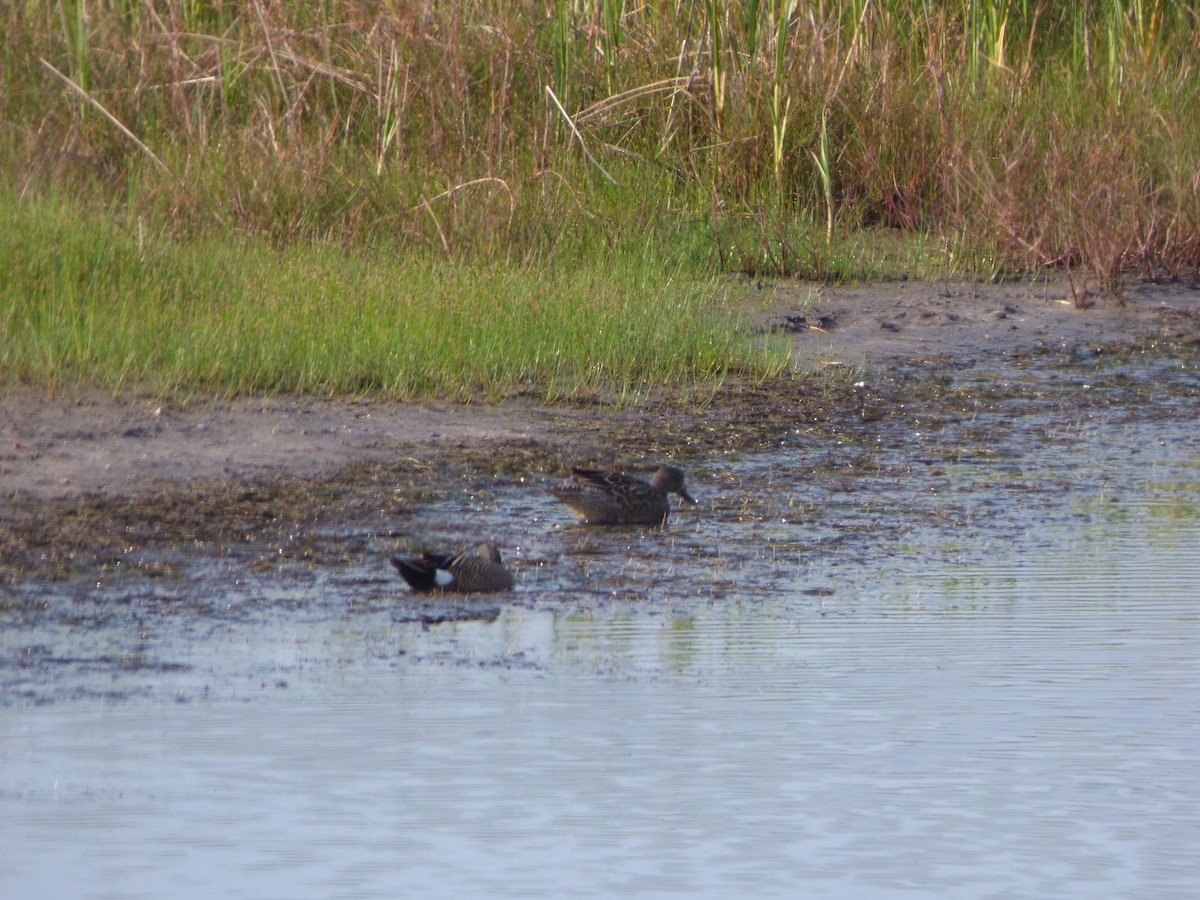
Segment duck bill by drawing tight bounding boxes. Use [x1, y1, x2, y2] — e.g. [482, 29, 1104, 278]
[679, 489, 697, 505]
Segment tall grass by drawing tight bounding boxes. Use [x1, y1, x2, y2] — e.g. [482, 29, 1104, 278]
[2, 1, 1198, 394]
[4, 1, 1192, 278]
[0, 190, 788, 398]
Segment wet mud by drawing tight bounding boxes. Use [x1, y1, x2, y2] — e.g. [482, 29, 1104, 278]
[2, 278, 1199, 705]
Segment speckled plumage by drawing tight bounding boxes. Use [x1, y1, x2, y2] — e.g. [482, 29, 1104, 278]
[549, 465, 697, 526]
[391, 540, 514, 593]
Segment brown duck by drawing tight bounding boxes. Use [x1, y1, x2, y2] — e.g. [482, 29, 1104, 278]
[391, 540, 514, 593]
[549, 465, 697, 525]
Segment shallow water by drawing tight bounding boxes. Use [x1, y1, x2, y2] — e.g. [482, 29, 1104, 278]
[3, 351, 1199, 898]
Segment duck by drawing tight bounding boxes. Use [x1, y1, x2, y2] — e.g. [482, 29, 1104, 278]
[391, 539, 514, 593]
[548, 465, 696, 525]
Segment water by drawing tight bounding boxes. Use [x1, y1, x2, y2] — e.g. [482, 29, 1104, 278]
[2, 352, 1199, 898]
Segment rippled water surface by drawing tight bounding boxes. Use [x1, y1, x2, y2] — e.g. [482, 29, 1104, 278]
[3, 352, 1199, 898]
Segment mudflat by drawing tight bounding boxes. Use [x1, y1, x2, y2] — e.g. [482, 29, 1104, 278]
[3, 277, 1197, 502]
[2, 275, 1198, 586]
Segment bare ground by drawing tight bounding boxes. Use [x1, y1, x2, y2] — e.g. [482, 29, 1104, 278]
[2, 276, 1199, 584]
[3, 278, 1198, 504]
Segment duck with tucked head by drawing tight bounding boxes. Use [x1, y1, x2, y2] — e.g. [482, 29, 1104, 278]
[391, 539, 514, 593]
[549, 465, 697, 526]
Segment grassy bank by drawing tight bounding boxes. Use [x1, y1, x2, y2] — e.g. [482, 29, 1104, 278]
[2, 1, 1198, 397]
[0, 190, 790, 398]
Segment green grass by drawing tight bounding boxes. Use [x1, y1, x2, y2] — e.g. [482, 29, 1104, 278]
[2, 1, 1197, 398]
[0, 191, 790, 399]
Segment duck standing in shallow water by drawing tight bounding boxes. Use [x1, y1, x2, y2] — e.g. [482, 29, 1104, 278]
[549, 465, 697, 526]
[391, 540, 514, 593]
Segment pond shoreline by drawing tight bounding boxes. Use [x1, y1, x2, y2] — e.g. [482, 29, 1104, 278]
[2, 277, 1198, 581]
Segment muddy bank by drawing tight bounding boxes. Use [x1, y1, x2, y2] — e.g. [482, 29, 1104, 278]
[768, 276, 1200, 365]
[2, 277, 1198, 582]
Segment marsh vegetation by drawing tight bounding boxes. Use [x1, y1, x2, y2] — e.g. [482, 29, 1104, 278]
[3, 1, 1197, 397]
